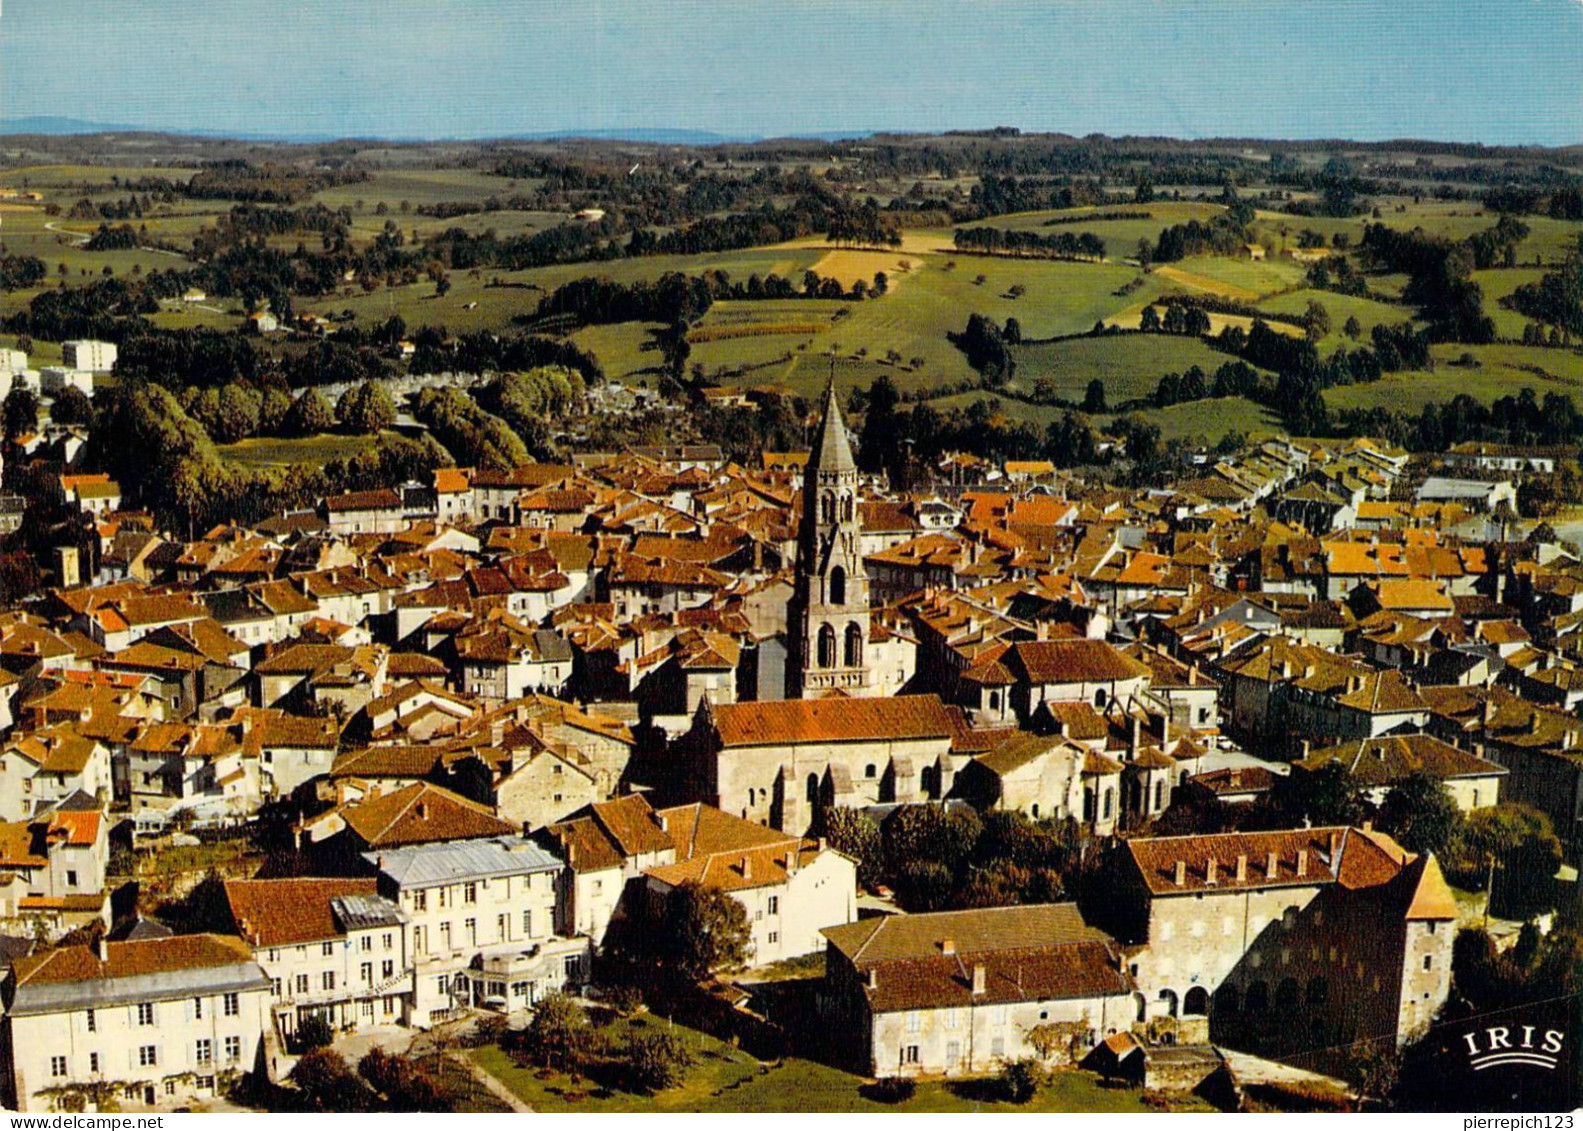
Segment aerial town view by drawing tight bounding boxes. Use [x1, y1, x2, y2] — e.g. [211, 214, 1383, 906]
[0, 0, 1580, 1120]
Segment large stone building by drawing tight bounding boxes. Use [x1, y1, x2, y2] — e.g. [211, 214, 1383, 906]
[0, 934, 271, 1112]
[224, 878, 413, 1041]
[689, 694, 963, 833]
[1110, 826, 1457, 1071]
[786, 383, 873, 699]
[363, 835, 589, 1027]
[820, 903, 1135, 1078]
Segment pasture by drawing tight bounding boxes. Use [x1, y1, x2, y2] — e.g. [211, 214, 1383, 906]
[1011, 332, 1247, 404]
[1324, 342, 1583, 414]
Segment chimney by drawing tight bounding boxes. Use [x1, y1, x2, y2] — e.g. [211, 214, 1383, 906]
[940, 938, 956, 956]
[1266, 851, 1279, 878]
[1328, 830, 1341, 860]
[93, 936, 109, 962]
[867, 968, 878, 990]
[1531, 714, 1544, 736]
[1174, 860, 1186, 886]
[1160, 712, 1170, 749]
[415, 801, 428, 820]
[1205, 857, 1218, 885]
[657, 813, 669, 833]
[1130, 715, 1142, 754]
[1235, 854, 1247, 882]
[1296, 849, 1308, 877]
[971, 963, 987, 996]
[1482, 698, 1496, 727]
[741, 856, 752, 881]
[1300, 739, 1311, 760]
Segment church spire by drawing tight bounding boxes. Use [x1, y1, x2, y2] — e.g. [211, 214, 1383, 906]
[810, 380, 856, 474]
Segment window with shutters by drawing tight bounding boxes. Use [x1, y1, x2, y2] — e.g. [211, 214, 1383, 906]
[51, 1056, 68, 1078]
[224, 992, 239, 1016]
[139, 1046, 158, 1067]
[137, 1002, 155, 1026]
[195, 1039, 212, 1065]
[225, 1036, 241, 1062]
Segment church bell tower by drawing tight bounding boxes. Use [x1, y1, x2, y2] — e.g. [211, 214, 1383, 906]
[787, 382, 872, 698]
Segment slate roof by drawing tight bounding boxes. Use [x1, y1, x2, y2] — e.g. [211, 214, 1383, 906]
[365, 835, 562, 889]
[8, 934, 269, 1016]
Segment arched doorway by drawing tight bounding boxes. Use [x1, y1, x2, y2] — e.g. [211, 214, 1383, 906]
[1183, 987, 1210, 1017]
[844, 623, 863, 666]
[829, 565, 846, 606]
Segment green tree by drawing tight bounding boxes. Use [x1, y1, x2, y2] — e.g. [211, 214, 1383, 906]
[518, 993, 596, 1072]
[1282, 762, 1365, 826]
[823, 807, 883, 889]
[667, 881, 752, 979]
[1139, 304, 1161, 332]
[49, 385, 93, 426]
[1343, 315, 1363, 340]
[1082, 378, 1107, 414]
[1305, 299, 1333, 342]
[290, 1049, 374, 1111]
[3, 388, 38, 439]
[998, 1058, 1048, 1103]
[622, 1029, 695, 1094]
[336, 381, 396, 435]
[1378, 771, 1462, 856]
[283, 388, 335, 437]
[1450, 804, 1562, 920]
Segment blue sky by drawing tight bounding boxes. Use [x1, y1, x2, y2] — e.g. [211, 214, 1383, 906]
[2, 0, 1582, 144]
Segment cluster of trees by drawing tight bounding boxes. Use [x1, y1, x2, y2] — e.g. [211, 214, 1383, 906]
[1305, 254, 1372, 297]
[1359, 221, 1514, 342]
[1508, 243, 1583, 338]
[1138, 303, 1212, 336]
[949, 313, 1017, 384]
[953, 225, 1106, 261]
[503, 993, 695, 1095]
[823, 806, 1082, 913]
[288, 1046, 484, 1112]
[409, 328, 602, 384]
[0, 253, 46, 291]
[188, 203, 354, 260]
[7, 275, 155, 341]
[413, 386, 529, 471]
[533, 267, 875, 332]
[1146, 202, 1256, 263]
[1151, 360, 1263, 407]
[826, 200, 904, 248]
[185, 160, 369, 205]
[960, 174, 1115, 220]
[82, 224, 140, 251]
[75, 382, 451, 537]
[472, 366, 585, 460]
[1337, 385, 1583, 455]
[1481, 182, 1583, 220]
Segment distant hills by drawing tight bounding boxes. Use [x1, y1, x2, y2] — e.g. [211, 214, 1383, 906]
[0, 117, 784, 145]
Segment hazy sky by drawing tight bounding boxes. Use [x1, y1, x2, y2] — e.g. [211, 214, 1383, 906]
[2, 0, 1582, 144]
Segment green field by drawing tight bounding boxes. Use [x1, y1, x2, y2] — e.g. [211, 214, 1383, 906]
[1107, 395, 1283, 442]
[215, 431, 387, 468]
[1256, 288, 1418, 348]
[468, 1019, 1162, 1114]
[1011, 333, 1247, 404]
[1325, 342, 1583, 414]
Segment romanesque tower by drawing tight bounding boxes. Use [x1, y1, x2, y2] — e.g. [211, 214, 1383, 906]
[786, 382, 872, 698]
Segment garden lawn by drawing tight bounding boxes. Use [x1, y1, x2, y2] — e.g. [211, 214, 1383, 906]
[468, 1018, 1156, 1113]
